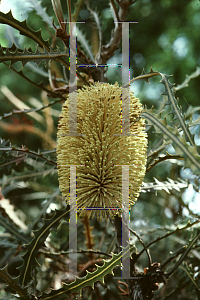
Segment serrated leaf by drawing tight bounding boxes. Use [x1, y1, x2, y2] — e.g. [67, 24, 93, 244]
[128, 67, 159, 87]
[175, 66, 200, 92]
[0, 45, 68, 67]
[0, 146, 57, 167]
[40, 244, 136, 299]
[1, 43, 30, 53]
[141, 177, 188, 194]
[159, 72, 195, 145]
[0, 10, 50, 51]
[142, 108, 200, 173]
[146, 151, 184, 173]
[185, 105, 200, 119]
[76, 27, 95, 63]
[0, 265, 31, 300]
[28, 0, 54, 29]
[85, 2, 101, 60]
[0, 197, 28, 231]
[147, 140, 170, 160]
[18, 208, 69, 286]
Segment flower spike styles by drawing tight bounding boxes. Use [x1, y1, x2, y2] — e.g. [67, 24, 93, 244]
[57, 82, 147, 219]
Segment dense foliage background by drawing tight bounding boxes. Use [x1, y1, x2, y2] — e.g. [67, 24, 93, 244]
[0, 0, 199, 299]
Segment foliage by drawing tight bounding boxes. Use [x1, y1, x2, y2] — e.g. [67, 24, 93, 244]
[0, 0, 199, 299]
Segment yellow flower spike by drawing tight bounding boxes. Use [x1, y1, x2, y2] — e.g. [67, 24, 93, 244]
[57, 82, 147, 219]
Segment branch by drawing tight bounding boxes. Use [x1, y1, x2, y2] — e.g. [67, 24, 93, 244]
[129, 227, 152, 267]
[137, 220, 200, 261]
[166, 231, 200, 277]
[174, 66, 200, 91]
[2, 62, 66, 100]
[0, 146, 57, 167]
[100, 0, 133, 64]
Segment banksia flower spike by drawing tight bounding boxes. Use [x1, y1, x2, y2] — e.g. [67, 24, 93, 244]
[57, 82, 147, 219]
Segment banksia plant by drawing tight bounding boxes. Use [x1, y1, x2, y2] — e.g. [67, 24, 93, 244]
[1, 1, 200, 299]
[57, 82, 148, 219]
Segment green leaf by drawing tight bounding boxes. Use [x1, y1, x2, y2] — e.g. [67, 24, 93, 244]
[0, 265, 31, 300]
[128, 67, 159, 87]
[76, 27, 95, 63]
[18, 208, 69, 286]
[142, 108, 200, 173]
[40, 244, 136, 299]
[141, 177, 188, 194]
[0, 146, 57, 167]
[159, 72, 195, 146]
[166, 231, 200, 277]
[0, 45, 68, 67]
[0, 10, 50, 51]
[28, 0, 54, 29]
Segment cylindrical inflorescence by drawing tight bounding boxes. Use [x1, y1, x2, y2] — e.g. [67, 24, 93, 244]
[57, 82, 147, 219]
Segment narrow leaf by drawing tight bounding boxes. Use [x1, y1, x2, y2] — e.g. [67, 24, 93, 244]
[0, 10, 50, 51]
[159, 72, 194, 145]
[0, 45, 68, 67]
[18, 208, 69, 286]
[40, 244, 136, 299]
[28, 0, 54, 29]
[127, 67, 159, 87]
[0, 265, 31, 300]
[0, 146, 57, 167]
[142, 108, 200, 173]
[141, 177, 188, 194]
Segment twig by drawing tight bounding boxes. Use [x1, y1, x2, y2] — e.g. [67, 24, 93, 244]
[174, 67, 200, 91]
[39, 248, 112, 258]
[1, 85, 44, 124]
[137, 220, 200, 261]
[100, 0, 133, 64]
[146, 154, 184, 173]
[161, 245, 187, 269]
[0, 98, 64, 121]
[129, 228, 152, 267]
[110, 0, 120, 22]
[0, 147, 57, 166]
[67, 0, 72, 23]
[2, 62, 66, 100]
[0, 169, 57, 186]
[165, 231, 200, 277]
